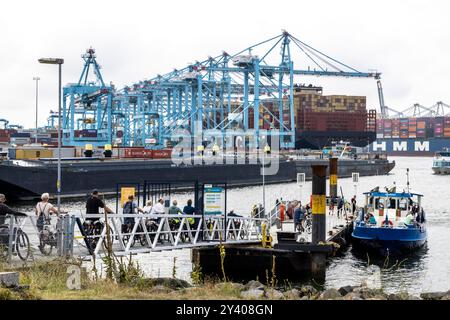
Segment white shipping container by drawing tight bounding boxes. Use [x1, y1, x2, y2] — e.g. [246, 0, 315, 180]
[51, 148, 76, 158]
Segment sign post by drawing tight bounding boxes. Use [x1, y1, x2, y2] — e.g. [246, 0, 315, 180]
[297, 173, 305, 203]
[203, 185, 226, 241]
[204, 186, 224, 215]
[352, 172, 360, 199]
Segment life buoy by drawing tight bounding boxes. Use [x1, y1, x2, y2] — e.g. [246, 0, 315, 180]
[381, 220, 393, 227]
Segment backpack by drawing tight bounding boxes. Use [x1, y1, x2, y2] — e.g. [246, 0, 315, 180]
[123, 201, 133, 214]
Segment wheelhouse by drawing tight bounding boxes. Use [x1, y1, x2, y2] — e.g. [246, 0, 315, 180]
[362, 191, 423, 228]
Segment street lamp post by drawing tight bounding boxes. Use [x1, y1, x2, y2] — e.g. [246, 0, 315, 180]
[33, 77, 40, 144]
[38, 58, 64, 214]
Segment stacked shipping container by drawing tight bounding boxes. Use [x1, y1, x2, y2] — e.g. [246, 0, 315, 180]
[376, 116, 450, 139]
[445, 117, 450, 137]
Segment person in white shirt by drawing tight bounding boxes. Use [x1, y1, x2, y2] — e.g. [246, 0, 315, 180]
[35, 193, 60, 232]
[143, 200, 153, 214]
[153, 199, 165, 215]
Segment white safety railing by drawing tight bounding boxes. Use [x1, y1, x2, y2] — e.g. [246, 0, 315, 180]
[70, 213, 267, 258]
[0, 214, 75, 264]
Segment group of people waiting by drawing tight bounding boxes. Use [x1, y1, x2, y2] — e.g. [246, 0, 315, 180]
[120, 195, 199, 230]
[328, 195, 357, 218]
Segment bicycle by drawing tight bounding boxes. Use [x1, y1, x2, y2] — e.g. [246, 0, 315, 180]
[139, 218, 159, 246]
[121, 222, 137, 247]
[295, 214, 312, 235]
[38, 218, 58, 256]
[302, 214, 313, 234]
[169, 217, 189, 243]
[0, 214, 31, 261]
[83, 219, 114, 253]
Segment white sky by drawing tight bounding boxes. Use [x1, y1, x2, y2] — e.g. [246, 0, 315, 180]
[1, 0, 449, 128]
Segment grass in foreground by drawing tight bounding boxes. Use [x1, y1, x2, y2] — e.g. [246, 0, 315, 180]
[0, 258, 245, 300]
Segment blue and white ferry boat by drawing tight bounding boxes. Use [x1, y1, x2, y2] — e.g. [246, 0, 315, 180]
[432, 149, 450, 174]
[352, 183, 427, 255]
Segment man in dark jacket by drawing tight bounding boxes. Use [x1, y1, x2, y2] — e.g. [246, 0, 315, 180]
[0, 193, 27, 225]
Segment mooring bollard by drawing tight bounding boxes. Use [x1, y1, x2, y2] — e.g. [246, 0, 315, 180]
[312, 165, 327, 244]
[329, 157, 338, 199]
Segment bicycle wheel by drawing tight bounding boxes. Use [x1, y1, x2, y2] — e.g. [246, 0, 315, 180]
[38, 232, 53, 256]
[139, 234, 148, 246]
[16, 229, 31, 261]
[303, 219, 312, 234]
[121, 226, 135, 248]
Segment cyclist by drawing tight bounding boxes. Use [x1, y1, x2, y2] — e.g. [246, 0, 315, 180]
[85, 189, 114, 221]
[168, 199, 183, 229]
[294, 203, 305, 232]
[122, 194, 144, 232]
[182, 199, 196, 229]
[35, 193, 62, 232]
[0, 194, 27, 225]
[0, 193, 27, 248]
[143, 200, 153, 214]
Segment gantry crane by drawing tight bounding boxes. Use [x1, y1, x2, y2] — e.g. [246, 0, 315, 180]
[58, 32, 383, 149]
[62, 48, 113, 147]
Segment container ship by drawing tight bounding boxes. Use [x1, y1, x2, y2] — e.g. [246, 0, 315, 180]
[370, 116, 450, 156]
[252, 85, 376, 149]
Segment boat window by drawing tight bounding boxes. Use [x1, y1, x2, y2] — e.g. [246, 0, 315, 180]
[376, 198, 385, 209]
[399, 199, 408, 211]
[387, 198, 396, 209]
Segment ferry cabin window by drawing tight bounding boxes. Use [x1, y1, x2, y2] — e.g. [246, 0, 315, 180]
[375, 198, 385, 209]
[389, 198, 396, 209]
[398, 199, 408, 211]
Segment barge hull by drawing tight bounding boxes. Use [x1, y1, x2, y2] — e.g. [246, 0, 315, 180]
[0, 158, 395, 201]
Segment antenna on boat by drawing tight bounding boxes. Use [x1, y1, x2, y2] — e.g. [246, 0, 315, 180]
[406, 168, 410, 194]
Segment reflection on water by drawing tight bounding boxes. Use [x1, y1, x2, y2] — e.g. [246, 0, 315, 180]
[14, 157, 450, 293]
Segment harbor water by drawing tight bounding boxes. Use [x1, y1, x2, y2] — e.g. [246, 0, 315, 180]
[14, 156, 450, 294]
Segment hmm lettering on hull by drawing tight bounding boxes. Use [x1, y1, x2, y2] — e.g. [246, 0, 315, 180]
[372, 140, 431, 153]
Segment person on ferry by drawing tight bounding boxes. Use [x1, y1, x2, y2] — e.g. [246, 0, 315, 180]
[403, 211, 415, 226]
[368, 213, 377, 225]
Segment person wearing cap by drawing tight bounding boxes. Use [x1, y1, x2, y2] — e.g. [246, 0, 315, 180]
[85, 189, 114, 222]
[0, 194, 26, 225]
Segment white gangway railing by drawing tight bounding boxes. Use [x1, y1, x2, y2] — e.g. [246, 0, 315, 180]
[1, 213, 268, 262]
[71, 213, 267, 257]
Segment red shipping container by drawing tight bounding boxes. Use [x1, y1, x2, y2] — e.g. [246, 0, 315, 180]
[124, 148, 153, 158]
[153, 149, 172, 159]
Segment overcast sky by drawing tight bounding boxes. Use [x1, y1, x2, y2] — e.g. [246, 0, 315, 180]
[1, 0, 449, 128]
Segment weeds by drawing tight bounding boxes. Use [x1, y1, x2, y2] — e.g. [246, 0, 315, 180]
[172, 257, 177, 279]
[191, 264, 203, 285]
[218, 232, 227, 282]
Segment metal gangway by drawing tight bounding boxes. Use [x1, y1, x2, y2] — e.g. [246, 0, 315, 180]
[263, 199, 352, 242]
[0, 212, 268, 263]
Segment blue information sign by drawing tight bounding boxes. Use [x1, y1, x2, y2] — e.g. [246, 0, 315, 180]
[204, 186, 224, 215]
